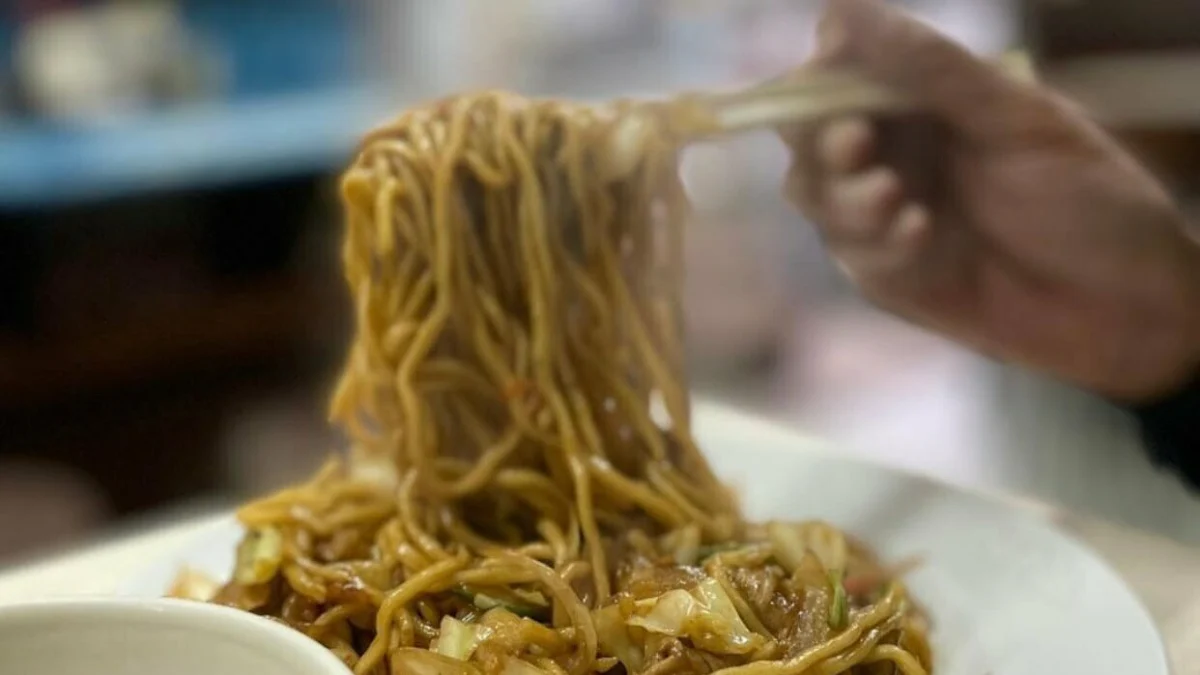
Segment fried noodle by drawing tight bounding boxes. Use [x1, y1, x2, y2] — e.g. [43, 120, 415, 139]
[175, 92, 933, 675]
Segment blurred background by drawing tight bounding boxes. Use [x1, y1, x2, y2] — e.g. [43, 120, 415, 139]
[4, 0, 1200, 562]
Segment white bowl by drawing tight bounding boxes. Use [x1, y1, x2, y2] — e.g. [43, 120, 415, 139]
[0, 598, 351, 675]
[117, 403, 1170, 673]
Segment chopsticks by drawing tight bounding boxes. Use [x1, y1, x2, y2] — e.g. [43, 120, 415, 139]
[603, 52, 1035, 178]
[667, 51, 1036, 138]
[679, 69, 915, 137]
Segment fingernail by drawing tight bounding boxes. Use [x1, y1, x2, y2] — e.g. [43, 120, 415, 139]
[819, 117, 873, 173]
[893, 203, 931, 242]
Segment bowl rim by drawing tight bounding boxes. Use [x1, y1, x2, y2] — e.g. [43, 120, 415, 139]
[0, 597, 351, 674]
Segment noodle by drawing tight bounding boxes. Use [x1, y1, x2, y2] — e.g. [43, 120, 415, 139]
[185, 91, 933, 675]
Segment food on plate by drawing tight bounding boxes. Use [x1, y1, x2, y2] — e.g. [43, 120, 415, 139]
[171, 92, 932, 675]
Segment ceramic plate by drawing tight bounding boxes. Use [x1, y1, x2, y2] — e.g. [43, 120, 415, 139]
[118, 402, 1169, 674]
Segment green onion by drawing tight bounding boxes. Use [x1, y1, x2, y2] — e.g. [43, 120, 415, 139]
[694, 543, 741, 564]
[453, 587, 547, 619]
[828, 571, 849, 630]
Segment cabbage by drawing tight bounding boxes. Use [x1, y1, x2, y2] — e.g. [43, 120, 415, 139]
[460, 588, 548, 619]
[349, 454, 399, 489]
[166, 567, 220, 601]
[433, 616, 490, 661]
[767, 521, 847, 576]
[627, 578, 764, 655]
[767, 522, 852, 630]
[233, 526, 283, 585]
[661, 524, 702, 566]
[389, 648, 482, 675]
[593, 604, 645, 672]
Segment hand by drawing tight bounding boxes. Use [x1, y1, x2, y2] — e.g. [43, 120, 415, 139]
[784, 0, 1200, 402]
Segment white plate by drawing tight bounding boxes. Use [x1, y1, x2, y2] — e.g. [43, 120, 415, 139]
[118, 403, 1169, 674]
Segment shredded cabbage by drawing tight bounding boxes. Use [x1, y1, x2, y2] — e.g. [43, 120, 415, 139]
[433, 616, 490, 661]
[593, 604, 645, 672]
[233, 526, 283, 585]
[167, 567, 220, 601]
[662, 524, 702, 565]
[627, 578, 765, 655]
[468, 589, 547, 619]
[767, 521, 848, 576]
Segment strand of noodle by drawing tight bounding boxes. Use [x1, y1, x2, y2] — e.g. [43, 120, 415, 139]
[441, 511, 555, 561]
[397, 470, 450, 561]
[313, 604, 362, 630]
[585, 457, 687, 528]
[422, 426, 522, 497]
[646, 462, 722, 535]
[283, 564, 329, 602]
[491, 469, 574, 513]
[355, 555, 467, 675]
[706, 585, 905, 675]
[568, 453, 610, 602]
[464, 555, 596, 675]
[389, 112, 465, 469]
[377, 519, 433, 573]
[861, 645, 929, 675]
[536, 519, 570, 567]
[815, 612, 904, 674]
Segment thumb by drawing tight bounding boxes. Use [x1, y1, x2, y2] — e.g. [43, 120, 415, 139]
[816, 0, 1018, 127]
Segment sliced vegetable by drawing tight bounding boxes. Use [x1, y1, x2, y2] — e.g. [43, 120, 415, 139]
[389, 648, 482, 675]
[433, 616, 490, 661]
[627, 578, 765, 655]
[593, 604, 645, 672]
[627, 589, 694, 635]
[349, 454, 399, 489]
[791, 551, 829, 590]
[166, 567, 221, 602]
[767, 521, 847, 576]
[233, 527, 283, 585]
[767, 522, 806, 573]
[479, 608, 567, 655]
[693, 543, 742, 565]
[828, 571, 849, 630]
[455, 586, 548, 619]
[662, 524, 702, 565]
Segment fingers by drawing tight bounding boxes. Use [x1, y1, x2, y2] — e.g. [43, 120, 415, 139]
[832, 202, 932, 287]
[820, 117, 873, 174]
[783, 116, 875, 219]
[823, 161, 931, 280]
[783, 114, 933, 289]
[828, 166, 902, 241]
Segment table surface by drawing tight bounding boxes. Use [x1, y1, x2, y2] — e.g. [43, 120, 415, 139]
[2, 444, 1199, 672]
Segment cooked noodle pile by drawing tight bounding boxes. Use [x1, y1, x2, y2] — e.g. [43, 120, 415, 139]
[172, 92, 933, 675]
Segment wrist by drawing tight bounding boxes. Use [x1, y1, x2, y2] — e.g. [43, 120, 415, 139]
[1101, 227, 1200, 404]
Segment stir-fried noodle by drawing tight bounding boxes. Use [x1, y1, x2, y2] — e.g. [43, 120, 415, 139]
[171, 92, 933, 675]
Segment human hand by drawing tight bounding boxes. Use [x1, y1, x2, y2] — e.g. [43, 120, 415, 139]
[784, 0, 1200, 402]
